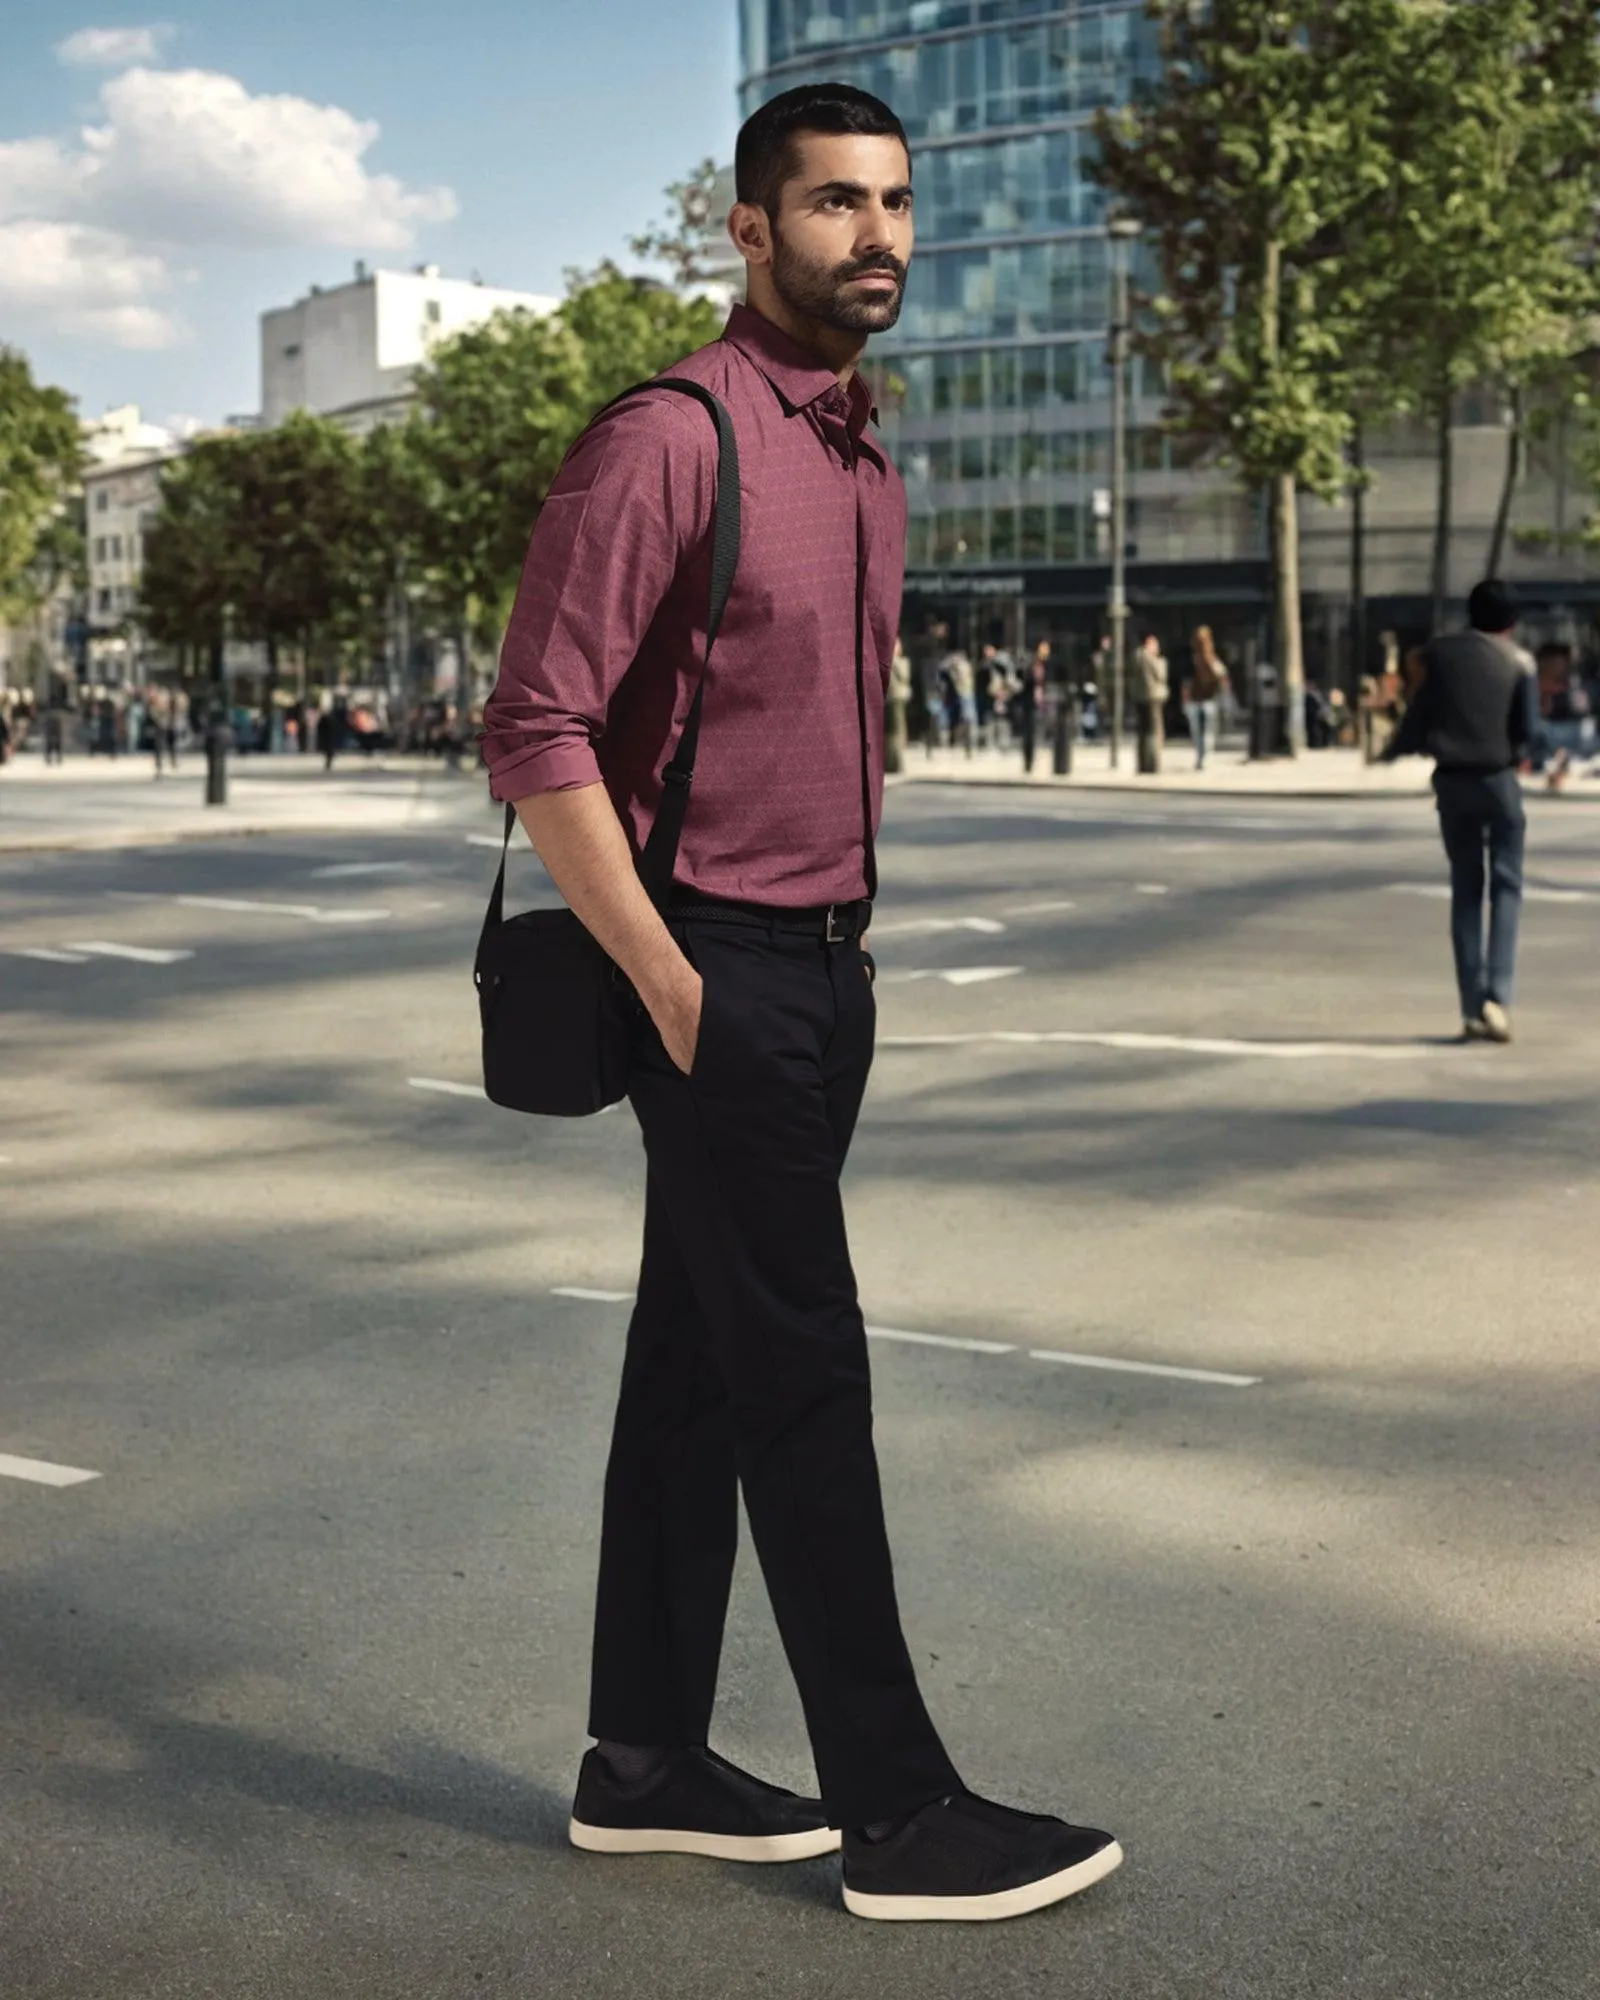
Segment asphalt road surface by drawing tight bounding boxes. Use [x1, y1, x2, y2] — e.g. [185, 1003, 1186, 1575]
[3, 778, 1597, 1999]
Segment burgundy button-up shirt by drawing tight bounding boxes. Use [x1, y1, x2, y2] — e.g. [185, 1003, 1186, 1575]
[480, 304, 905, 907]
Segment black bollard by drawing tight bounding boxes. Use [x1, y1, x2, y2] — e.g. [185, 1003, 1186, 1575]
[1052, 687, 1078, 776]
[204, 719, 231, 805]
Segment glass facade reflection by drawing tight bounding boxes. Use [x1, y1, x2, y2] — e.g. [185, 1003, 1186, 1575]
[739, 0, 1265, 654]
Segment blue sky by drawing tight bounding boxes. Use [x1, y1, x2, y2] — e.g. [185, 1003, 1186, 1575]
[0, 1, 741, 427]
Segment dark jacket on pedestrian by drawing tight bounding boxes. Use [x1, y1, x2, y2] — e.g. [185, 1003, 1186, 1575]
[1388, 632, 1538, 772]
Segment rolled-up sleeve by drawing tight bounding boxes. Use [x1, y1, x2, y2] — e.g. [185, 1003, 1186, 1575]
[480, 396, 715, 802]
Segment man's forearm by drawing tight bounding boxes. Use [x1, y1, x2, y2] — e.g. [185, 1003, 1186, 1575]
[514, 783, 700, 1068]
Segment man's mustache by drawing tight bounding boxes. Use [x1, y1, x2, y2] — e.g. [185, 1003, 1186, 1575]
[836, 255, 906, 288]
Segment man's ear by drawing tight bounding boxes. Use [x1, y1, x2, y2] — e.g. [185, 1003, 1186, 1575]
[728, 201, 773, 270]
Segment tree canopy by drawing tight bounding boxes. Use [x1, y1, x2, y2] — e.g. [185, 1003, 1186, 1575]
[0, 346, 84, 618]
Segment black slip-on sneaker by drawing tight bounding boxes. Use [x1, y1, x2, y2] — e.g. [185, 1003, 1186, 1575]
[569, 1746, 840, 1863]
[842, 1790, 1123, 1922]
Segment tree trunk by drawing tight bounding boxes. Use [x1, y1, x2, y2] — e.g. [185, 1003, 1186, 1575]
[1349, 420, 1366, 697]
[1486, 384, 1524, 578]
[1430, 390, 1453, 635]
[1274, 470, 1306, 756]
[264, 630, 280, 751]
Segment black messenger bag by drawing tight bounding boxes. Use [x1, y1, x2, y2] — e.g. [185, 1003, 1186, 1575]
[473, 379, 741, 1117]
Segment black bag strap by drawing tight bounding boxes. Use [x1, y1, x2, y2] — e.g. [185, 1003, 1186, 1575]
[852, 496, 878, 903]
[486, 376, 741, 926]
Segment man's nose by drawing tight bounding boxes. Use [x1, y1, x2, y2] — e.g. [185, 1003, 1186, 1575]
[853, 199, 902, 255]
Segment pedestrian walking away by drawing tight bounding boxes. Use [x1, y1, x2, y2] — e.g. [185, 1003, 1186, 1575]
[1183, 625, 1230, 771]
[480, 81, 1121, 1925]
[1385, 577, 1538, 1042]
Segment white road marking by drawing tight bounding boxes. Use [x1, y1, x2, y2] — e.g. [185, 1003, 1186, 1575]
[11, 947, 91, 963]
[1004, 899, 1076, 916]
[466, 833, 507, 849]
[1135, 883, 1170, 896]
[1387, 881, 1597, 906]
[879, 1029, 1416, 1060]
[882, 966, 1023, 987]
[310, 862, 415, 878]
[866, 1325, 1015, 1355]
[407, 1076, 618, 1113]
[172, 895, 391, 925]
[0, 1452, 101, 1488]
[870, 916, 1007, 937]
[66, 941, 193, 965]
[1030, 1349, 1261, 1388]
[546, 1289, 1254, 1386]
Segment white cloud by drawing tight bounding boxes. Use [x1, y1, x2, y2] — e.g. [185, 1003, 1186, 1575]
[0, 219, 182, 347]
[83, 67, 458, 250]
[56, 24, 172, 68]
[1, 59, 455, 350]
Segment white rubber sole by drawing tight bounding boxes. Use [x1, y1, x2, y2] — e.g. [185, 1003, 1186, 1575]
[843, 1837, 1124, 1922]
[568, 1818, 841, 1863]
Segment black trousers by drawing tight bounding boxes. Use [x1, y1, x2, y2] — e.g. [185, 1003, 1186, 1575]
[1434, 767, 1525, 1014]
[587, 915, 960, 1828]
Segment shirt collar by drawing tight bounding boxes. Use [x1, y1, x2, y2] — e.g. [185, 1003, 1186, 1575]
[722, 303, 878, 438]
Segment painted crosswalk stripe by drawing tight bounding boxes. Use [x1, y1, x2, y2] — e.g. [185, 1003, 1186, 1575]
[879, 1028, 1414, 1060]
[553, 1286, 634, 1304]
[866, 1325, 1015, 1355]
[408, 1076, 485, 1099]
[66, 942, 193, 965]
[0, 1452, 101, 1488]
[1029, 1349, 1261, 1388]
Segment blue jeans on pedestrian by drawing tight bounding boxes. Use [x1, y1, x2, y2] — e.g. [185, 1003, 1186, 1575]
[1434, 768, 1525, 1016]
[1186, 700, 1219, 768]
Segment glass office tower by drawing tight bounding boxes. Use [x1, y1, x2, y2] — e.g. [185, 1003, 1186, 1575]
[738, 1, 1268, 669]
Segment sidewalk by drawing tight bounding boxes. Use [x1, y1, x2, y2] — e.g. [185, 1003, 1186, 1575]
[0, 751, 493, 853]
[894, 739, 1597, 800]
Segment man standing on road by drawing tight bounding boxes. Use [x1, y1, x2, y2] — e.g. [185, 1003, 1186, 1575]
[480, 82, 1121, 1925]
[1386, 578, 1538, 1042]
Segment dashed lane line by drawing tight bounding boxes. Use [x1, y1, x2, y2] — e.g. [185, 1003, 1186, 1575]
[1030, 1349, 1261, 1388]
[1388, 881, 1597, 905]
[547, 1289, 1260, 1389]
[0, 1452, 100, 1489]
[309, 861, 417, 878]
[173, 895, 392, 925]
[878, 1028, 1417, 1060]
[866, 1325, 1015, 1356]
[869, 916, 1007, 937]
[66, 941, 194, 965]
[408, 1076, 486, 1099]
[880, 966, 1023, 987]
[1004, 899, 1076, 917]
[11, 947, 91, 964]
[406, 1075, 620, 1112]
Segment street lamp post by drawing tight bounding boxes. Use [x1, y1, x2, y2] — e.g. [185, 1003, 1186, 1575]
[1106, 216, 1141, 773]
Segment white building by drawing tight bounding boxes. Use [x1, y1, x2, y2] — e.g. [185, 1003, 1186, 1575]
[260, 262, 558, 433]
[80, 407, 185, 681]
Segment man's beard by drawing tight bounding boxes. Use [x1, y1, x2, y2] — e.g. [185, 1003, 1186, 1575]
[770, 229, 907, 334]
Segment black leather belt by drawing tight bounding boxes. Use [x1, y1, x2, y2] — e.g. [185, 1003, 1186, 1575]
[667, 892, 873, 942]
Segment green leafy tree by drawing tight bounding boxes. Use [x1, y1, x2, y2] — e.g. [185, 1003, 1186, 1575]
[1353, 0, 1600, 621]
[1094, 0, 1409, 751]
[629, 159, 730, 288]
[141, 437, 243, 685]
[0, 346, 84, 616]
[405, 268, 721, 678]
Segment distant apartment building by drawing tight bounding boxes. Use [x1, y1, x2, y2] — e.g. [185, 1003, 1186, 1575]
[260, 263, 558, 434]
[80, 406, 183, 682]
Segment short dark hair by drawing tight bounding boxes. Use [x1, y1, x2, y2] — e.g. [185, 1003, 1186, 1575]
[735, 82, 909, 218]
[1467, 578, 1518, 633]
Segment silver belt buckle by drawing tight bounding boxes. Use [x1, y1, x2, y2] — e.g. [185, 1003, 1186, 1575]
[825, 904, 847, 944]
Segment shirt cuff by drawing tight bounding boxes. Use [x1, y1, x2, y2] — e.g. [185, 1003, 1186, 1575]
[484, 737, 604, 803]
